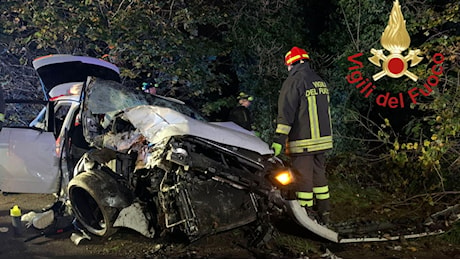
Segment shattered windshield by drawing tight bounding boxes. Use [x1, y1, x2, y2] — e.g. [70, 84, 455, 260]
[86, 78, 207, 121]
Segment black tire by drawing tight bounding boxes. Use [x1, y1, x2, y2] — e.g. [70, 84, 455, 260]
[68, 171, 120, 237]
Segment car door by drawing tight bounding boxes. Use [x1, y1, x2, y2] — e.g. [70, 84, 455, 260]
[0, 101, 59, 194]
[0, 55, 121, 194]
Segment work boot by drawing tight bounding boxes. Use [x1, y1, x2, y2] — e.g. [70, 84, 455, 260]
[304, 207, 319, 222]
[319, 211, 330, 227]
[316, 199, 331, 226]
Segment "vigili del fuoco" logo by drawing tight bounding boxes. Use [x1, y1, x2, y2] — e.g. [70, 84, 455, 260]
[346, 0, 444, 108]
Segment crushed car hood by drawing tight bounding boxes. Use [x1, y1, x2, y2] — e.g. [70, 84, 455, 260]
[83, 77, 273, 156]
[124, 105, 273, 155]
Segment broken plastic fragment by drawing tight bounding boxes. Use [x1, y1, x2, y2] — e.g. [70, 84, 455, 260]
[21, 210, 54, 229]
[70, 231, 91, 246]
[22, 210, 54, 229]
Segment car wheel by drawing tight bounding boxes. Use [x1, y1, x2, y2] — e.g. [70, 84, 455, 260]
[68, 171, 119, 237]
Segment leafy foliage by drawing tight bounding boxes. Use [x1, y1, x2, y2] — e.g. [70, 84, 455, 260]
[0, 0, 305, 143]
[321, 0, 460, 197]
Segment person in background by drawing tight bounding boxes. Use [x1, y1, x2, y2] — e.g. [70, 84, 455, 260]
[228, 92, 254, 131]
[142, 82, 158, 95]
[271, 46, 333, 225]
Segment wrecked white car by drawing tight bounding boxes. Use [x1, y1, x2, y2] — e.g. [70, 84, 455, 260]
[4, 55, 460, 246]
[1, 54, 340, 244]
[68, 76, 299, 241]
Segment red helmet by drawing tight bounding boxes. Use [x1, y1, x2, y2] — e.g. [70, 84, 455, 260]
[284, 46, 310, 66]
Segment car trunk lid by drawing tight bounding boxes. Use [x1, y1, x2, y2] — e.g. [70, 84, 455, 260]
[33, 55, 120, 100]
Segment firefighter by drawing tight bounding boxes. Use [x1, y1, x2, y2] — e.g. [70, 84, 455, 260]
[142, 82, 158, 95]
[228, 92, 254, 131]
[271, 46, 333, 225]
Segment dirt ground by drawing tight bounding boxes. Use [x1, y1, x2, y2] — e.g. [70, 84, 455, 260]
[1, 193, 460, 259]
[0, 193, 285, 259]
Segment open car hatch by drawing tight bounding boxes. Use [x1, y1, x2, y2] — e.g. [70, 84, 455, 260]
[33, 55, 121, 100]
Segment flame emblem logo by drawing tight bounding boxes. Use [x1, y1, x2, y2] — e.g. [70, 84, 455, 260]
[368, 0, 423, 81]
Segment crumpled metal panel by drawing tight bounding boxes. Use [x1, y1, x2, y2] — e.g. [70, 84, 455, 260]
[84, 77, 273, 155]
[286, 200, 339, 242]
[184, 177, 258, 236]
[124, 105, 273, 156]
[113, 202, 155, 238]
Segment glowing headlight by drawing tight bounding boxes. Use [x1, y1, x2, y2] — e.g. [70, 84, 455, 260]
[273, 169, 294, 186]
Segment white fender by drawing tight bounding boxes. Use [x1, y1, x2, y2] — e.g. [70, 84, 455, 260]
[287, 200, 447, 243]
[286, 200, 339, 243]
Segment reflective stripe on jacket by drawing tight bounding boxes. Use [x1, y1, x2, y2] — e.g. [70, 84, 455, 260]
[275, 62, 332, 154]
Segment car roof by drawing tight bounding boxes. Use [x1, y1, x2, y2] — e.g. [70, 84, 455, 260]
[33, 55, 121, 100]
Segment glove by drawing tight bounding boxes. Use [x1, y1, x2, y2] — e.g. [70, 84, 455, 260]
[271, 143, 283, 156]
[271, 133, 287, 156]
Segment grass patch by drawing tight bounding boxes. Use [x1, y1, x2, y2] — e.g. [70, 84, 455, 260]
[441, 222, 460, 244]
[274, 233, 321, 257]
[329, 175, 390, 222]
